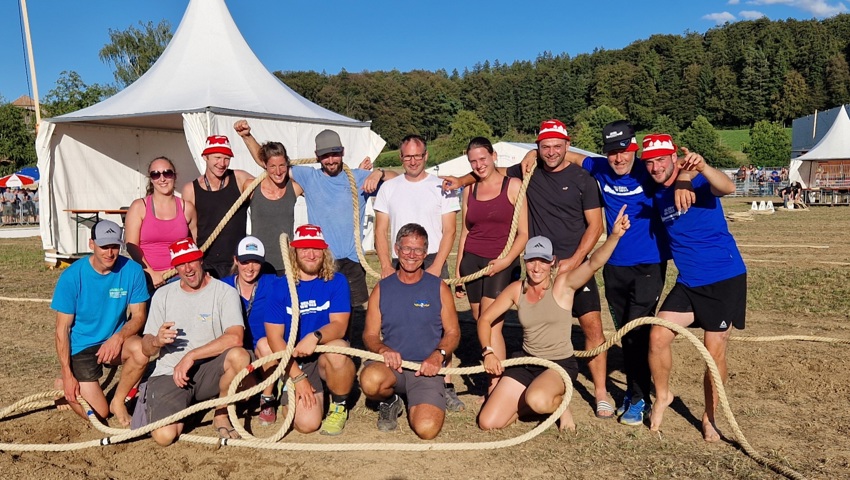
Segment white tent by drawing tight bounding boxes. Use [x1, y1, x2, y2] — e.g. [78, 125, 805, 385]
[790, 106, 850, 188]
[36, 0, 385, 256]
[425, 142, 598, 177]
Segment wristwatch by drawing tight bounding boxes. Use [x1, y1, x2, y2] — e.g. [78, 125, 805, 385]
[436, 348, 446, 358]
[378, 168, 386, 181]
[313, 330, 323, 344]
[481, 346, 495, 358]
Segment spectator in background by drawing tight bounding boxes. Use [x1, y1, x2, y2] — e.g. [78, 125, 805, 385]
[780, 167, 789, 182]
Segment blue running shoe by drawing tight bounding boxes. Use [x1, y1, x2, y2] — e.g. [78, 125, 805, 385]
[619, 398, 646, 426]
[616, 391, 632, 417]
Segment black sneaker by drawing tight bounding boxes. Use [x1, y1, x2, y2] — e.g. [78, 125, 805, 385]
[377, 395, 403, 432]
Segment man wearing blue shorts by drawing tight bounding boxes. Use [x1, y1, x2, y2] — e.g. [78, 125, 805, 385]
[641, 133, 746, 442]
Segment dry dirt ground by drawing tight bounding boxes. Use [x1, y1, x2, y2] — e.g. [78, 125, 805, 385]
[0, 198, 848, 479]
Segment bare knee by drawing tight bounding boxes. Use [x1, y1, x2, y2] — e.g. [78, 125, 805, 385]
[151, 425, 180, 446]
[649, 326, 675, 352]
[359, 364, 391, 398]
[410, 405, 444, 440]
[524, 390, 557, 415]
[225, 348, 251, 372]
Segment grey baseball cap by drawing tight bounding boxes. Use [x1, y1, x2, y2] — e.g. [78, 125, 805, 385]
[91, 220, 124, 247]
[315, 129, 344, 157]
[524, 236, 553, 262]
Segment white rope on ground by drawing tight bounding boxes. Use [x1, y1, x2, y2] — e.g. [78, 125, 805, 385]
[0, 315, 815, 479]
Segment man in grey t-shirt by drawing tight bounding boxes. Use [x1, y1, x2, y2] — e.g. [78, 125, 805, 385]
[141, 237, 250, 446]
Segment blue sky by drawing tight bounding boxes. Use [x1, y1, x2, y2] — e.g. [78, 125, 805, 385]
[1, 0, 847, 102]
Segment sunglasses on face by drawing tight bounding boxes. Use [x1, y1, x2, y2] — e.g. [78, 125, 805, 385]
[150, 170, 175, 180]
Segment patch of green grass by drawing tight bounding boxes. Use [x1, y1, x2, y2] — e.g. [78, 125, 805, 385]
[717, 129, 750, 152]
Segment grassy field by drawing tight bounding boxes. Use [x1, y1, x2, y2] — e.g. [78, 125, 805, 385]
[0, 199, 848, 479]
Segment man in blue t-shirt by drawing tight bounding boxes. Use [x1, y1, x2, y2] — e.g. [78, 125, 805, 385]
[264, 224, 355, 436]
[236, 121, 393, 308]
[577, 120, 670, 426]
[51, 220, 150, 426]
[641, 133, 746, 443]
[360, 223, 460, 440]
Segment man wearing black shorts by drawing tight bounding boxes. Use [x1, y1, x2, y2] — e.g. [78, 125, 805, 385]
[442, 119, 610, 417]
[641, 134, 747, 442]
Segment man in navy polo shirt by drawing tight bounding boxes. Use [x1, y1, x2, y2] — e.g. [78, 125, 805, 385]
[641, 133, 746, 442]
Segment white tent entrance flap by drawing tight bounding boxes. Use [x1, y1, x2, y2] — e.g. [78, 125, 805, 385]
[36, 0, 385, 256]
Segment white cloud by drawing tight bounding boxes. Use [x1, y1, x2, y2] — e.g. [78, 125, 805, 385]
[740, 9, 767, 18]
[748, 0, 848, 17]
[728, 0, 741, 4]
[703, 11, 737, 24]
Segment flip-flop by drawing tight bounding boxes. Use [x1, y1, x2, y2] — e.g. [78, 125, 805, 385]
[595, 400, 616, 419]
[216, 426, 242, 440]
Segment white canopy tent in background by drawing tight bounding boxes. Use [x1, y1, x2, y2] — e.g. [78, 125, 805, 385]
[789, 105, 850, 188]
[36, 0, 385, 256]
[425, 142, 598, 177]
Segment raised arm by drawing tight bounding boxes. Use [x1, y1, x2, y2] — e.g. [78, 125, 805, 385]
[678, 147, 736, 197]
[234, 119, 264, 169]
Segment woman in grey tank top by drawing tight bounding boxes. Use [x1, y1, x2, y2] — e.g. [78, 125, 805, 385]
[242, 140, 302, 274]
[475, 205, 630, 433]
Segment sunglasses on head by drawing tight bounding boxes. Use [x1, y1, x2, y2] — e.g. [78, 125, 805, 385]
[150, 170, 175, 180]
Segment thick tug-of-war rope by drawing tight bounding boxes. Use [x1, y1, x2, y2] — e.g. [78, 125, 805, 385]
[0, 162, 823, 479]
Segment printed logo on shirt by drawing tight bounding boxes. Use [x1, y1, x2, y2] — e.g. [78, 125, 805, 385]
[660, 205, 683, 224]
[413, 301, 431, 308]
[108, 287, 128, 299]
[286, 300, 331, 316]
[198, 313, 212, 323]
[603, 184, 644, 196]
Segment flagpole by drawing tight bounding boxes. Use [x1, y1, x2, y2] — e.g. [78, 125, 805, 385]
[20, 0, 42, 128]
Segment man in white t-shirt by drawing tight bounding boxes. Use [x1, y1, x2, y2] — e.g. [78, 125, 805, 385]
[372, 134, 463, 411]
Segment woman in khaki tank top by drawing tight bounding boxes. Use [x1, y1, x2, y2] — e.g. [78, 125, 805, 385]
[476, 205, 629, 432]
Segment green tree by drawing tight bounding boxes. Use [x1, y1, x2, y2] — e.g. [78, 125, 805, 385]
[570, 105, 623, 152]
[0, 102, 37, 174]
[648, 114, 680, 138]
[448, 110, 493, 157]
[743, 121, 791, 166]
[43, 71, 117, 117]
[825, 54, 850, 107]
[99, 20, 172, 88]
[774, 69, 809, 123]
[680, 115, 737, 167]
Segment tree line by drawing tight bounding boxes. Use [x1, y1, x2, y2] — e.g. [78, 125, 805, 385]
[277, 15, 847, 162]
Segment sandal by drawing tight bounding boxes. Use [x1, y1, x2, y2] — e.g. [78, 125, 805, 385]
[216, 426, 242, 440]
[595, 399, 616, 419]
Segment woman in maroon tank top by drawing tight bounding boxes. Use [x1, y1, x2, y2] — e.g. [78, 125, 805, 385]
[125, 157, 198, 288]
[457, 137, 528, 395]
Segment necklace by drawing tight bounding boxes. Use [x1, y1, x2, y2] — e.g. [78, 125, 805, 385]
[236, 277, 258, 319]
[203, 172, 226, 191]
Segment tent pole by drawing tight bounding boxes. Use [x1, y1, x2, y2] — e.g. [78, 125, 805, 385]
[20, 0, 42, 128]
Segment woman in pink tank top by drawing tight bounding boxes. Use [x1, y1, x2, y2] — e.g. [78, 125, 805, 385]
[125, 157, 198, 288]
[456, 137, 528, 395]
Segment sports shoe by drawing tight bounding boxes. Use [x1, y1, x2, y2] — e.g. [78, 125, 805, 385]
[619, 398, 646, 426]
[445, 385, 465, 412]
[258, 395, 277, 426]
[320, 402, 349, 436]
[616, 391, 632, 417]
[377, 395, 403, 432]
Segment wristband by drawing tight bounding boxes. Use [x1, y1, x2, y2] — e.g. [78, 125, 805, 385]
[292, 373, 307, 384]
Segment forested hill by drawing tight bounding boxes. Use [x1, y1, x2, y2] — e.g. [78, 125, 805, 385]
[275, 15, 850, 149]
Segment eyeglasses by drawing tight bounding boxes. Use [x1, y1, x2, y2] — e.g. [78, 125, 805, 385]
[150, 170, 175, 180]
[401, 153, 426, 162]
[398, 245, 427, 255]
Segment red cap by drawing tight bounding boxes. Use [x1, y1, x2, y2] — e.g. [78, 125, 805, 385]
[641, 133, 677, 159]
[202, 135, 234, 157]
[169, 238, 204, 266]
[536, 119, 570, 142]
[291, 224, 329, 249]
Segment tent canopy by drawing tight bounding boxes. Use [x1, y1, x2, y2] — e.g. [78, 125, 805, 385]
[36, 0, 385, 255]
[425, 142, 598, 177]
[790, 106, 850, 188]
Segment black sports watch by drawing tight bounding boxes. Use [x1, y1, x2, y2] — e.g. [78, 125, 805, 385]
[313, 330, 323, 344]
